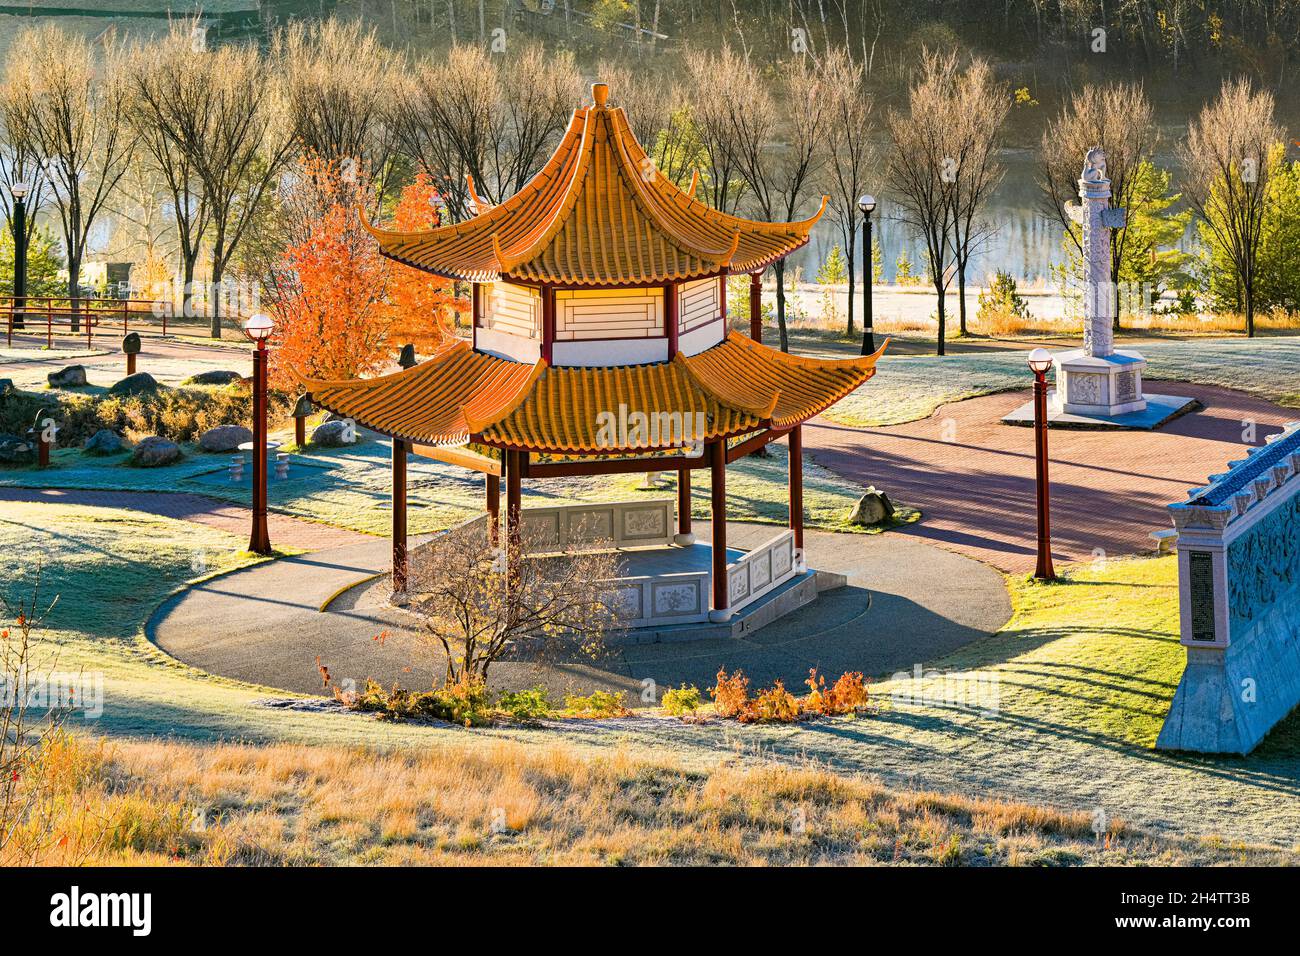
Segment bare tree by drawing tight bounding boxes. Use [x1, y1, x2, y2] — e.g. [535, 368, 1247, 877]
[683, 47, 749, 214]
[407, 518, 624, 685]
[395, 43, 581, 223]
[1179, 78, 1285, 337]
[700, 50, 828, 351]
[127, 26, 213, 321]
[1, 568, 77, 865]
[599, 60, 698, 187]
[949, 56, 1008, 336]
[819, 48, 876, 336]
[277, 18, 399, 204]
[886, 50, 960, 355]
[3, 25, 135, 329]
[1039, 82, 1157, 331]
[135, 36, 296, 337]
[0, 91, 52, 240]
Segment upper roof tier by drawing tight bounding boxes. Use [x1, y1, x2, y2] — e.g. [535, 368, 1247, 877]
[362, 82, 827, 286]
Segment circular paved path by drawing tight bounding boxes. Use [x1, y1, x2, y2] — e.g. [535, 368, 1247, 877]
[148, 520, 1011, 704]
[806, 381, 1297, 574]
[0, 487, 367, 552]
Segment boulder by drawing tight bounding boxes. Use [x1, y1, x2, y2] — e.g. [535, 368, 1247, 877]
[130, 435, 182, 467]
[182, 369, 244, 387]
[84, 429, 126, 456]
[0, 433, 34, 464]
[199, 424, 253, 452]
[108, 371, 161, 397]
[47, 365, 87, 388]
[0, 378, 14, 397]
[311, 419, 356, 447]
[848, 486, 896, 527]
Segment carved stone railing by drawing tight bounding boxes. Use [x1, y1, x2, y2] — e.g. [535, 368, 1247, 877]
[519, 498, 675, 552]
[723, 529, 800, 616]
[606, 570, 712, 629]
[1159, 421, 1300, 753]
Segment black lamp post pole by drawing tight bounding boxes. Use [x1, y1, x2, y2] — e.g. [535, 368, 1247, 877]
[1033, 366, 1055, 581]
[12, 190, 27, 331]
[859, 209, 874, 356]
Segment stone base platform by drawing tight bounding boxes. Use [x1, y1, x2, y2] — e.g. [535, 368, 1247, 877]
[330, 540, 849, 646]
[610, 566, 848, 646]
[1001, 391, 1199, 430]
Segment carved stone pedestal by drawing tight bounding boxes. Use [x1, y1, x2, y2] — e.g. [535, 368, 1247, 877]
[1052, 347, 1148, 418]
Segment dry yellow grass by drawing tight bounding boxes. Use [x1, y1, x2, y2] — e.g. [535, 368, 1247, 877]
[4, 734, 1293, 867]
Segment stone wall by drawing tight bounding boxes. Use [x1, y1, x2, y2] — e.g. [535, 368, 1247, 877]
[1159, 422, 1300, 753]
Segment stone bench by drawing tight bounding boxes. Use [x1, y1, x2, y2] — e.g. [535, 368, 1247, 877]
[1149, 529, 1177, 553]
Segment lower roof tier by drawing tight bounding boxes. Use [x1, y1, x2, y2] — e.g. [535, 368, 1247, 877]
[298, 332, 886, 455]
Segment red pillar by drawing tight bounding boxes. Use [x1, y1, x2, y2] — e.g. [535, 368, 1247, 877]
[487, 472, 500, 545]
[248, 341, 271, 555]
[709, 440, 729, 617]
[788, 425, 804, 551]
[749, 271, 762, 342]
[392, 438, 409, 597]
[665, 282, 679, 357]
[676, 466, 693, 544]
[1033, 371, 1056, 580]
[540, 288, 555, 364]
[505, 449, 522, 547]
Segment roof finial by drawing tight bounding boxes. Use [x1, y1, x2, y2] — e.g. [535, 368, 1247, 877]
[591, 82, 609, 109]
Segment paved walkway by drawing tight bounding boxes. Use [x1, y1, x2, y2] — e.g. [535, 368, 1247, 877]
[148, 521, 1011, 703]
[0, 487, 370, 552]
[1, 333, 251, 389]
[805, 381, 1297, 574]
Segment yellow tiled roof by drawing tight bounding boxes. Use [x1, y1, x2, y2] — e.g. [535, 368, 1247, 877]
[361, 83, 824, 285]
[299, 334, 886, 453]
[679, 332, 887, 429]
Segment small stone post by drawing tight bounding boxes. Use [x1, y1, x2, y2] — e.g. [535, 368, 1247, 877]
[122, 332, 141, 376]
[291, 394, 313, 448]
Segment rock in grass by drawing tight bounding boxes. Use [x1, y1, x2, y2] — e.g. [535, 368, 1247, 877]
[311, 419, 356, 447]
[182, 369, 244, 386]
[84, 429, 126, 455]
[0, 433, 35, 464]
[130, 435, 182, 467]
[47, 365, 87, 388]
[108, 371, 161, 397]
[848, 486, 896, 527]
[198, 424, 253, 452]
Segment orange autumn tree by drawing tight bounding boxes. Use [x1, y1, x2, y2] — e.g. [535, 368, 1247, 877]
[387, 171, 467, 351]
[267, 155, 394, 389]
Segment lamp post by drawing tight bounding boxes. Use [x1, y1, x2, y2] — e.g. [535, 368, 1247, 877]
[11, 182, 29, 331]
[243, 312, 274, 555]
[858, 194, 876, 355]
[1028, 347, 1055, 581]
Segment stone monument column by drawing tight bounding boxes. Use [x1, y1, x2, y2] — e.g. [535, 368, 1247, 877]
[1052, 147, 1148, 419]
[1080, 149, 1115, 358]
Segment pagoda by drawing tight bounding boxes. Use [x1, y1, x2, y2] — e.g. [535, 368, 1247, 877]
[300, 83, 886, 627]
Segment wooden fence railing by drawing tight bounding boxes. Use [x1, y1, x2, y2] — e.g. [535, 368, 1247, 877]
[3, 296, 177, 348]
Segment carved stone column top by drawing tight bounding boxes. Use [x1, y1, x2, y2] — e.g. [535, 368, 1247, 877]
[1078, 147, 1112, 199]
